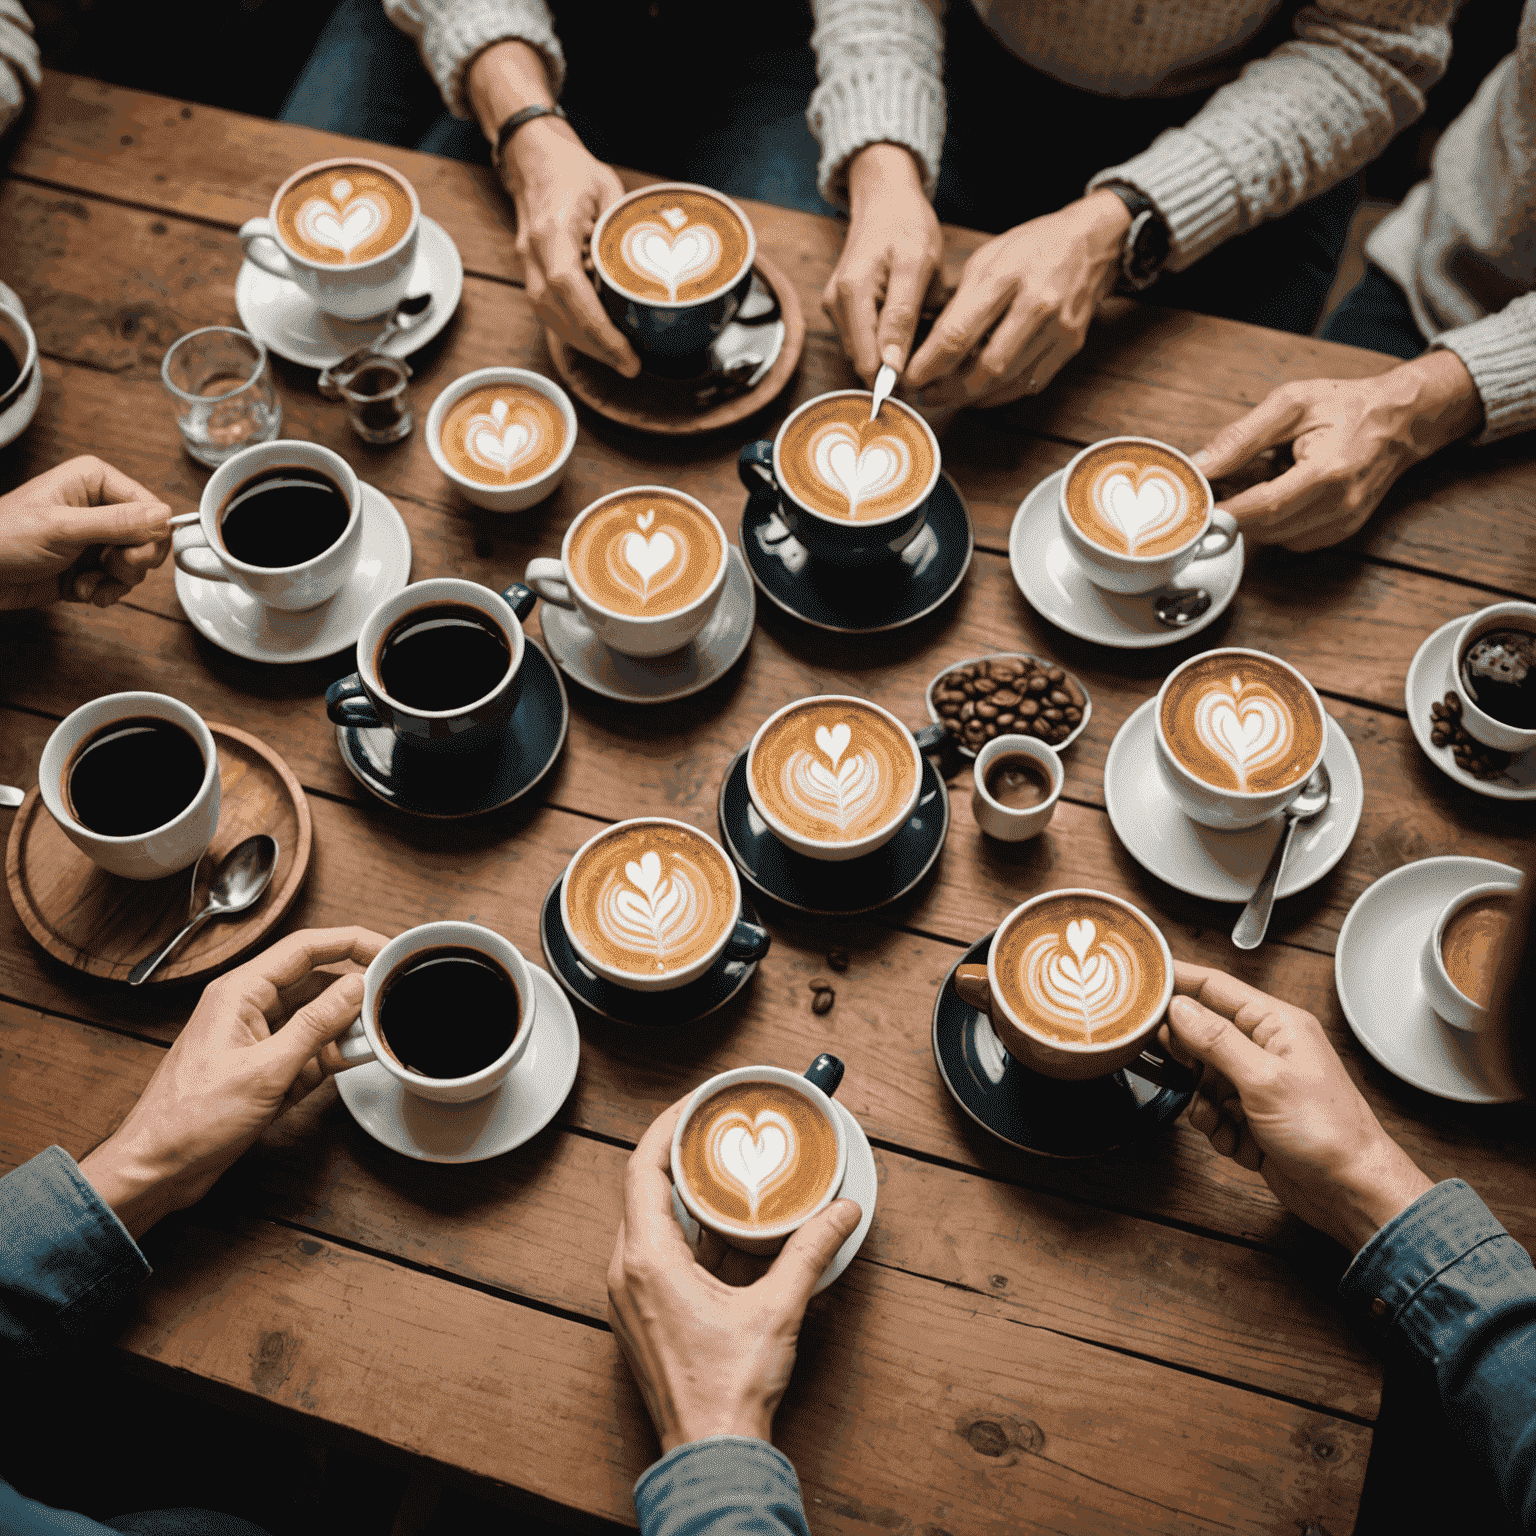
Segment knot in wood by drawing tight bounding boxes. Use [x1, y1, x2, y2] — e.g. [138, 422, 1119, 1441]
[1311, 1440, 1336, 1462]
[966, 1420, 1010, 1456]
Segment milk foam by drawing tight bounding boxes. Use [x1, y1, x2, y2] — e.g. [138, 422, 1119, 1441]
[439, 385, 566, 487]
[779, 720, 885, 835]
[807, 422, 914, 521]
[597, 189, 751, 305]
[277, 166, 413, 265]
[1189, 673, 1296, 792]
[1012, 919, 1146, 1042]
[1066, 442, 1207, 558]
[620, 207, 724, 303]
[567, 493, 722, 618]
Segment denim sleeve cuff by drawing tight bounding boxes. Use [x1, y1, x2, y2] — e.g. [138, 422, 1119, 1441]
[1431, 297, 1536, 445]
[633, 1437, 810, 1536]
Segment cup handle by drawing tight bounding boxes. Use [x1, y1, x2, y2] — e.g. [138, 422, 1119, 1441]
[1128, 1037, 1201, 1092]
[1195, 508, 1239, 560]
[500, 581, 537, 624]
[524, 558, 577, 610]
[334, 1016, 376, 1067]
[912, 721, 949, 756]
[326, 674, 384, 729]
[172, 522, 231, 584]
[954, 964, 993, 1015]
[804, 1053, 844, 1098]
[737, 439, 778, 499]
[238, 217, 299, 283]
[724, 917, 771, 964]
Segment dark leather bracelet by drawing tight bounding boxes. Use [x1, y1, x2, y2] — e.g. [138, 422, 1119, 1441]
[1097, 179, 1170, 293]
[491, 103, 568, 171]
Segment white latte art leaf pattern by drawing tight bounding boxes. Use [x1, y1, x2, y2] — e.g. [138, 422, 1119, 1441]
[1089, 460, 1191, 554]
[620, 212, 723, 302]
[807, 424, 912, 520]
[1192, 673, 1296, 792]
[461, 397, 545, 480]
[780, 720, 882, 833]
[704, 1109, 797, 1219]
[1016, 920, 1145, 1042]
[595, 847, 713, 970]
[294, 177, 388, 259]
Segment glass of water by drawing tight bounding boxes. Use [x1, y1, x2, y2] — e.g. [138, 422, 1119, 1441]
[161, 327, 281, 466]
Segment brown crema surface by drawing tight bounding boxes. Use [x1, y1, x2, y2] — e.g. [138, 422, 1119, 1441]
[438, 383, 567, 486]
[596, 188, 751, 303]
[1441, 893, 1513, 1006]
[777, 395, 935, 522]
[1065, 440, 1208, 557]
[567, 491, 722, 618]
[275, 163, 413, 265]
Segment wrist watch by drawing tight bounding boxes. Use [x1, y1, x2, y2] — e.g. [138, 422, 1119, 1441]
[491, 103, 568, 172]
[1097, 180, 1170, 293]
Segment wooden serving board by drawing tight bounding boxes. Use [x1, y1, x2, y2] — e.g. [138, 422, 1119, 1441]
[5, 723, 311, 984]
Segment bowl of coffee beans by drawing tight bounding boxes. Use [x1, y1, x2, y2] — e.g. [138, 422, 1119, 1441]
[925, 653, 1091, 757]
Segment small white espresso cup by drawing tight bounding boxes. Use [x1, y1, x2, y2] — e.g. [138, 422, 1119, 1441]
[1444, 601, 1536, 755]
[426, 367, 578, 514]
[39, 692, 221, 880]
[1058, 436, 1238, 595]
[971, 735, 1064, 842]
[671, 1060, 849, 1256]
[239, 157, 420, 321]
[172, 440, 363, 612]
[1419, 879, 1520, 1033]
[525, 485, 729, 657]
[338, 921, 536, 1104]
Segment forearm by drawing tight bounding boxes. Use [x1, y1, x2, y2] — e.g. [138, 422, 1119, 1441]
[634, 1439, 810, 1536]
[383, 0, 563, 119]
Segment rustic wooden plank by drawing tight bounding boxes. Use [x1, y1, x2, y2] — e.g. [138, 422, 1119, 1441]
[0, 998, 1381, 1418]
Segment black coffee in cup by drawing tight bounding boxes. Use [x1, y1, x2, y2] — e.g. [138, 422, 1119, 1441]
[984, 752, 1051, 809]
[65, 717, 206, 836]
[218, 465, 351, 568]
[0, 336, 21, 400]
[1460, 627, 1536, 729]
[377, 947, 520, 1078]
[375, 603, 511, 710]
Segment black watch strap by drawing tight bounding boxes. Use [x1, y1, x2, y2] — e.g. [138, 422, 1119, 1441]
[1097, 179, 1170, 293]
[492, 103, 568, 170]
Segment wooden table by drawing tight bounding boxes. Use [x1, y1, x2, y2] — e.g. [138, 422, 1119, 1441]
[2, 72, 1533, 1535]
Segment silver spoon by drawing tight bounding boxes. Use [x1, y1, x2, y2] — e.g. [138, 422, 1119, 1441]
[869, 361, 897, 421]
[1231, 766, 1332, 951]
[1153, 586, 1213, 628]
[128, 833, 278, 986]
[0, 785, 23, 808]
[318, 292, 433, 397]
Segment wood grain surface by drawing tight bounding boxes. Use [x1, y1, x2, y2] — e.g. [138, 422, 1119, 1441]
[3, 68, 1534, 1534]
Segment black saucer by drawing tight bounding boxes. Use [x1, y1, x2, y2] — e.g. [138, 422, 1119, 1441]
[540, 876, 762, 1026]
[717, 748, 949, 915]
[932, 934, 1193, 1158]
[738, 472, 974, 634]
[336, 642, 569, 817]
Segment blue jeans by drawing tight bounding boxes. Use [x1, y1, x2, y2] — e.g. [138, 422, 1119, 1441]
[1320, 262, 1428, 359]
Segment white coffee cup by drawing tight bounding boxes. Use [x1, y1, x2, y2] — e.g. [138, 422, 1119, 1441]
[426, 367, 578, 513]
[239, 157, 420, 322]
[0, 286, 41, 450]
[1419, 879, 1520, 1033]
[1058, 436, 1238, 595]
[1153, 647, 1328, 832]
[172, 440, 363, 612]
[670, 1061, 849, 1256]
[525, 485, 729, 657]
[971, 735, 1063, 842]
[39, 692, 221, 880]
[1444, 601, 1536, 755]
[338, 921, 536, 1103]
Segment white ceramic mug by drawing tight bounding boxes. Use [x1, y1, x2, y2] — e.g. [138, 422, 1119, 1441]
[525, 485, 729, 658]
[971, 735, 1063, 842]
[0, 283, 41, 450]
[39, 692, 221, 880]
[426, 367, 578, 513]
[239, 157, 420, 321]
[1152, 647, 1329, 832]
[670, 1060, 849, 1255]
[172, 440, 363, 612]
[338, 921, 536, 1103]
[1058, 436, 1238, 595]
[1444, 601, 1536, 755]
[1419, 879, 1520, 1033]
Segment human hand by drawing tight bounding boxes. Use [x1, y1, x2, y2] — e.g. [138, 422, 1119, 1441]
[1192, 350, 1484, 552]
[1165, 962, 1433, 1253]
[79, 927, 388, 1238]
[905, 190, 1130, 407]
[824, 143, 943, 385]
[607, 1098, 862, 1452]
[0, 455, 172, 610]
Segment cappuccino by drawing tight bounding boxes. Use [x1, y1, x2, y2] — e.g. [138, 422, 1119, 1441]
[1160, 651, 1324, 795]
[676, 1080, 841, 1231]
[1441, 892, 1512, 1008]
[993, 893, 1168, 1046]
[777, 393, 936, 523]
[1064, 439, 1209, 557]
[596, 186, 752, 304]
[566, 489, 724, 619]
[275, 163, 414, 265]
[564, 819, 737, 980]
[437, 383, 568, 487]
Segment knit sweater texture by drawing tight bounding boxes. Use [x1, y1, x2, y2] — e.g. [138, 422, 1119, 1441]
[384, 0, 564, 120]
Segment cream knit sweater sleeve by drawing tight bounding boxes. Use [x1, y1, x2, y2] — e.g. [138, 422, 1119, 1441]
[383, 0, 565, 120]
[0, 0, 39, 135]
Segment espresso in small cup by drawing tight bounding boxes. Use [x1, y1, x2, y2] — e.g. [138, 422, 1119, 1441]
[971, 734, 1063, 843]
[275, 163, 415, 265]
[1440, 891, 1512, 1009]
[375, 603, 512, 712]
[1064, 439, 1209, 557]
[437, 382, 569, 487]
[777, 393, 937, 524]
[984, 752, 1052, 809]
[377, 946, 521, 1079]
[219, 464, 352, 569]
[595, 186, 752, 305]
[65, 717, 206, 838]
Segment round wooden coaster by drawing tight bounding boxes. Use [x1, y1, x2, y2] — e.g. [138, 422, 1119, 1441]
[6, 723, 312, 985]
[544, 252, 805, 436]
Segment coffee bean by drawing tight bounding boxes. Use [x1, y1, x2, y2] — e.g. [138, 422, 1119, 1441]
[1027, 675, 1048, 694]
[985, 722, 998, 738]
[1444, 692, 1462, 715]
[811, 989, 834, 1015]
[1049, 690, 1070, 706]
[827, 949, 849, 973]
[960, 700, 976, 721]
[1019, 699, 1039, 718]
[996, 712, 1015, 727]
[991, 690, 1021, 708]
[1032, 718, 1052, 739]
[1043, 707, 1063, 721]
[1047, 667, 1064, 682]
[808, 976, 831, 993]
[976, 702, 998, 720]
[1063, 707, 1081, 724]
[1431, 727, 1449, 746]
[973, 677, 997, 696]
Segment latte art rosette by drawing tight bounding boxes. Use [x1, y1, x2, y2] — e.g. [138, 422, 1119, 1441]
[1013, 920, 1147, 1043]
[591, 847, 716, 972]
[1189, 674, 1297, 792]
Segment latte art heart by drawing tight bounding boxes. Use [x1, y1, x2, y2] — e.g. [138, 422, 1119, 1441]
[807, 424, 913, 521]
[619, 218, 723, 302]
[461, 397, 544, 479]
[709, 1111, 796, 1218]
[294, 179, 388, 260]
[1015, 919, 1147, 1042]
[1093, 463, 1191, 554]
[1191, 674, 1296, 792]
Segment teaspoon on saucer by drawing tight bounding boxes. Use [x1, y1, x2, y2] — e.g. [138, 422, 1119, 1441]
[1153, 586, 1213, 628]
[1231, 765, 1332, 950]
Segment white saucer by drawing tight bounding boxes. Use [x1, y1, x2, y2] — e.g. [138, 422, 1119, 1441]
[175, 482, 412, 664]
[1335, 856, 1522, 1104]
[235, 216, 464, 371]
[669, 1099, 877, 1295]
[539, 547, 755, 704]
[1009, 470, 1244, 649]
[335, 965, 582, 1161]
[1405, 617, 1536, 801]
[1104, 699, 1364, 904]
